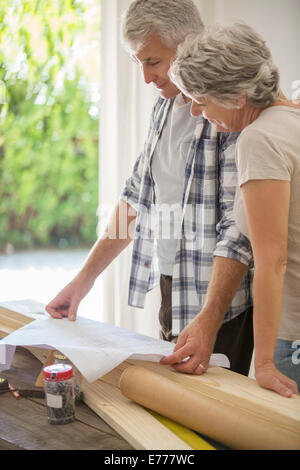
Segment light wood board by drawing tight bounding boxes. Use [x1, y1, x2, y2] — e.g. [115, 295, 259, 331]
[1, 300, 300, 450]
[0, 303, 195, 450]
[81, 376, 192, 450]
[0, 303, 39, 337]
[120, 365, 300, 450]
[26, 346, 196, 450]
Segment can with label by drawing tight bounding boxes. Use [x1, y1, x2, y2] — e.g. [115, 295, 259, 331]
[43, 363, 75, 425]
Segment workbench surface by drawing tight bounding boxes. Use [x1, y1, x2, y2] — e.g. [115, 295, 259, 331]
[0, 347, 134, 450]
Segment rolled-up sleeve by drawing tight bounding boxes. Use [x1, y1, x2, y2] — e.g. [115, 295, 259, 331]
[119, 98, 163, 212]
[119, 150, 146, 213]
[213, 132, 253, 267]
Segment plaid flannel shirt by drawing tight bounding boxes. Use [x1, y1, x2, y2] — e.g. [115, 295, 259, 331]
[120, 96, 253, 335]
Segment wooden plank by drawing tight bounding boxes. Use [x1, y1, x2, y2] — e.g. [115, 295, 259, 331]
[126, 359, 300, 433]
[94, 358, 300, 439]
[35, 350, 55, 387]
[0, 347, 133, 450]
[120, 365, 300, 450]
[0, 303, 38, 337]
[3, 348, 193, 450]
[24, 348, 205, 450]
[81, 376, 192, 450]
[1, 301, 299, 450]
[147, 410, 216, 450]
[93, 359, 300, 450]
[0, 437, 23, 450]
[0, 392, 133, 450]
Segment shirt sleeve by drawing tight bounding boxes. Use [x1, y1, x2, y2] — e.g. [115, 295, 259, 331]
[119, 98, 162, 212]
[236, 128, 292, 187]
[213, 132, 254, 267]
[119, 149, 147, 212]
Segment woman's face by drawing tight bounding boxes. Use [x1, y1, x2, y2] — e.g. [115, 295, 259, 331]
[190, 96, 245, 132]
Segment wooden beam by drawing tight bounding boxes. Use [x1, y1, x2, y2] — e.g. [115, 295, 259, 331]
[1, 300, 300, 450]
[81, 376, 193, 450]
[0, 302, 40, 337]
[0, 302, 194, 450]
[120, 365, 300, 450]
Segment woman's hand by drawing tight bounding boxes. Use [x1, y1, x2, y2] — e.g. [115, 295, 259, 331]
[255, 359, 298, 397]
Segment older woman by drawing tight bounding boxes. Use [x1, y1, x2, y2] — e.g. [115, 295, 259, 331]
[168, 22, 300, 396]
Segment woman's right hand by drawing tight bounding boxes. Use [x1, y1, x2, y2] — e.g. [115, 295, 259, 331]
[255, 360, 298, 397]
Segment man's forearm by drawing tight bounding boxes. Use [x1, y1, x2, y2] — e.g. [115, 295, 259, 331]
[75, 200, 137, 284]
[200, 256, 248, 327]
[160, 255, 248, 372]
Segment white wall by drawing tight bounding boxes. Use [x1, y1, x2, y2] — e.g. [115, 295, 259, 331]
[196, 0, 300, 97]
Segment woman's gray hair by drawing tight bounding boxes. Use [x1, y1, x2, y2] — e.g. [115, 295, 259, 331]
[121, 0, 204, 52]
[170, 22, 280, 108]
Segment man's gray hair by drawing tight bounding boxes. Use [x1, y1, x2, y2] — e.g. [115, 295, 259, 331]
[121, 0, 204, 51]
[170, 22, 280, 108]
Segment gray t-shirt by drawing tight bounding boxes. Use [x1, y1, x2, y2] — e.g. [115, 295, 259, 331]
[234, 105, 300, 341]
[151, 93, 197, 275]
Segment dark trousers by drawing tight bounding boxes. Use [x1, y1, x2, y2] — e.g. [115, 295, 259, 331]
[159, 274, 254, 376]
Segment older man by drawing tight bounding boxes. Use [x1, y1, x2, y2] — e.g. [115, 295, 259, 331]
[46, 0, 253, 376]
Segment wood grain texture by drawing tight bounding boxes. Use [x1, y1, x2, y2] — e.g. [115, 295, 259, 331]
[0, 347, 133, 450]
[1, 301, 300, 450]
[98, 358, 300, 438]
[81, 376, 192, 450]
[1, 337, 193, 449]
[0, 305, 36, 337]
[126, 359, 300, 433]
[26, 348, 196, 450]
[120, 365, 300, 450]
[0, 392, 133, 450]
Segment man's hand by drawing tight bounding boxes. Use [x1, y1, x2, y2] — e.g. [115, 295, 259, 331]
[160, 312, 218, 374]
[255, 360, 298, 398]
[46, 201, 136, 322]
[161, 257, 247, 374]
[46, 276, 94, 321]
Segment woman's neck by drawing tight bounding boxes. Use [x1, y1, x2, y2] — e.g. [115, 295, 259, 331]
[269, 90, 300, 109]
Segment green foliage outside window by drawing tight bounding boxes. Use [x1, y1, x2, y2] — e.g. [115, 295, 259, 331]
[0, 0, 100, 251]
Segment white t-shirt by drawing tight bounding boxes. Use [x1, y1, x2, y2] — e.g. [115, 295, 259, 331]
[151, 93, 197, 275]
[234, 105, 300, 341]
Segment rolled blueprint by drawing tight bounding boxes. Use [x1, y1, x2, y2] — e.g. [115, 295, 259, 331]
[119, 365, 300, 450]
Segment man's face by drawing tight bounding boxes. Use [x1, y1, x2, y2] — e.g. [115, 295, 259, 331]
[132, 34, 180, 99]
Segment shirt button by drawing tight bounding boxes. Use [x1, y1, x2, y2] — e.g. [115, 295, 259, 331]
[144, 262, 150, 268]
[156, 130, 160, 136]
